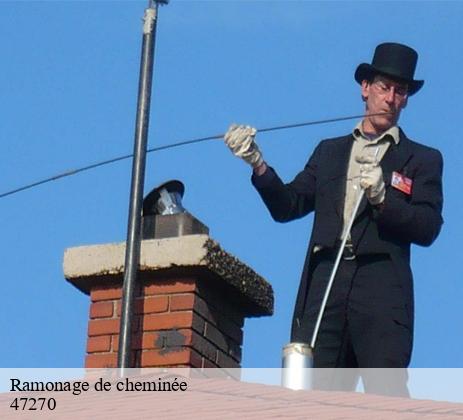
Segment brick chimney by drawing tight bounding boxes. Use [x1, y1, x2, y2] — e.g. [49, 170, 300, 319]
[63, 233, 273, 369]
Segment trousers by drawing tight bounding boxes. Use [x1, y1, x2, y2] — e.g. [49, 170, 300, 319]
[306, 252, 412, 396]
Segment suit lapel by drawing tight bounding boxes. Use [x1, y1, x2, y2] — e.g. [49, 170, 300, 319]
[380, 129, 414, 184]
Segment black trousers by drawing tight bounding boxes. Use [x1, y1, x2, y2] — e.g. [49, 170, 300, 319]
[305, 252, 412, 397]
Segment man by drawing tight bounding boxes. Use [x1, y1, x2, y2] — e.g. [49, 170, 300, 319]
[224, 43, 443, 395]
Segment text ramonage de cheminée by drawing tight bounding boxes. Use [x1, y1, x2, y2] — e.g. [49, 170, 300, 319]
[10, 377, 188, 395]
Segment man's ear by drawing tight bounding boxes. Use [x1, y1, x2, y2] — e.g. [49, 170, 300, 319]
[361, 80, 370, 102]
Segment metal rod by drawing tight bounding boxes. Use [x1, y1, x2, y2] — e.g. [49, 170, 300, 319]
[310, 147, 380, 349]
[309, 190, 364, 348]
[0, 112, 393, 200]
[117, 2, 163, 375]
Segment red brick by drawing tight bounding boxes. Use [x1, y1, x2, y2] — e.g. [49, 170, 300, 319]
[140, 348, 202, 368]
[113, 328, 193, 352]
[144, 278, 197, 295]
[90, 301, 114, 319]
[228, 341, 242, 362]
[139, 332, 159, 350]
[190, 330, 218, 363]
[189, 348, 203, 368]
[204, 322, 228, 354]
[192, 313, 206, 335]
[88, 319, 120, 336]
[143, 296, 169, 313]
[170, 293, 195, 311]
[91, 286, 122, 302]
[116, 296, 169, 316]
[140, 348, 189, 367]
[196, 285, 244, 327]
[216, 349, 240, 369]
[202, 358, 218, 368]
[126, 327, 217, 364]
[87, 336, 112, 353]
[152, 329, 193, 350]
[143, 311, 194, 331]
[113, 332, 155, 351]
[85, 353, 118, 368]
[133, 332, 159, 350]
[193, 295, 243, 343]
[203, 322, 242, 362]
[179, 329, 194, 346]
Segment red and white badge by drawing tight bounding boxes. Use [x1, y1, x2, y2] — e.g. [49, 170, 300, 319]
[391, 171, 413, 195]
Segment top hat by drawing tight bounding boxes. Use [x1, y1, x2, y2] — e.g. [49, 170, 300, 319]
[354, 42, 424, 96]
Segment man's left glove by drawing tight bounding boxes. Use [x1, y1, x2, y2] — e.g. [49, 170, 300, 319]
[224, 124, 264, 168]
[356, 155, 386, 205]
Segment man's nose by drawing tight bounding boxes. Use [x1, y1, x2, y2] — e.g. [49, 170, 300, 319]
[385, 88, 395, 102]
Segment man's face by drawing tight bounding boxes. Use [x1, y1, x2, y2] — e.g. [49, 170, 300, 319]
[361, 75, 409, 135]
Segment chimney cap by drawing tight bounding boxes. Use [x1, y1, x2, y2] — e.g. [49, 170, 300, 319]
[143, 180, 185, 216]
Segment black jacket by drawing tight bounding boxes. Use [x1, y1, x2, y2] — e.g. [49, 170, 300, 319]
[252, 129, 443, 342]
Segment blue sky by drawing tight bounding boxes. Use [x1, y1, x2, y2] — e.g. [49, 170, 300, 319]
[1, 1, 462, 368]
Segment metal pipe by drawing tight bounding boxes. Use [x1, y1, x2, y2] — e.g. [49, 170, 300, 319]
[118, 1, 166, 376]
[281, 343, 313, 390]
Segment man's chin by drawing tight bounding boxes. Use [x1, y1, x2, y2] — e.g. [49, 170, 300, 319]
[372, 116, 396, 132]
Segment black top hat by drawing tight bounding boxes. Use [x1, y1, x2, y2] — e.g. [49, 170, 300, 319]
[354, 42, 424, 96]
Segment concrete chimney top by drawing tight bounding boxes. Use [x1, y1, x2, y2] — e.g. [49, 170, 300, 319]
[64, 234, 272, 317]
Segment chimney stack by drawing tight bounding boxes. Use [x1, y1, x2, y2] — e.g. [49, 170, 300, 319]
[64, 181, 273, 369]
[64, 233, 273, 369]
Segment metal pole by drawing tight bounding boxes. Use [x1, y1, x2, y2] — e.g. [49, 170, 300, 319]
[309, 190, 365, 349]
[118, 0, 168, 375]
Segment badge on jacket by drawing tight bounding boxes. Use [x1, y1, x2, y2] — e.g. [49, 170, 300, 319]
[391, 171, 413, 195]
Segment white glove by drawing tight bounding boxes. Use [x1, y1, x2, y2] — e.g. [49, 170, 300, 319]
[356, 155, 385, 205]
[224, 124, 263, 168]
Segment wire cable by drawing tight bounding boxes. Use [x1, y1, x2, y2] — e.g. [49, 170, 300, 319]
[0, 112, 388, 199]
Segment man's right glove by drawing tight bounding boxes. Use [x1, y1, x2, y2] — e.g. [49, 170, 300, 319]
[356, 154, 386, 206]
[224, 124, 263, 168]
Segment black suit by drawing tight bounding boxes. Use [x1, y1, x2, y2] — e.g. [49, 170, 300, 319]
[252, 128, 443, 370]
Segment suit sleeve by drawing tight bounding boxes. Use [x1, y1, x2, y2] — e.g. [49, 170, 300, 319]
[375, 148, 444, 246]
[251, 142, 322, 223]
